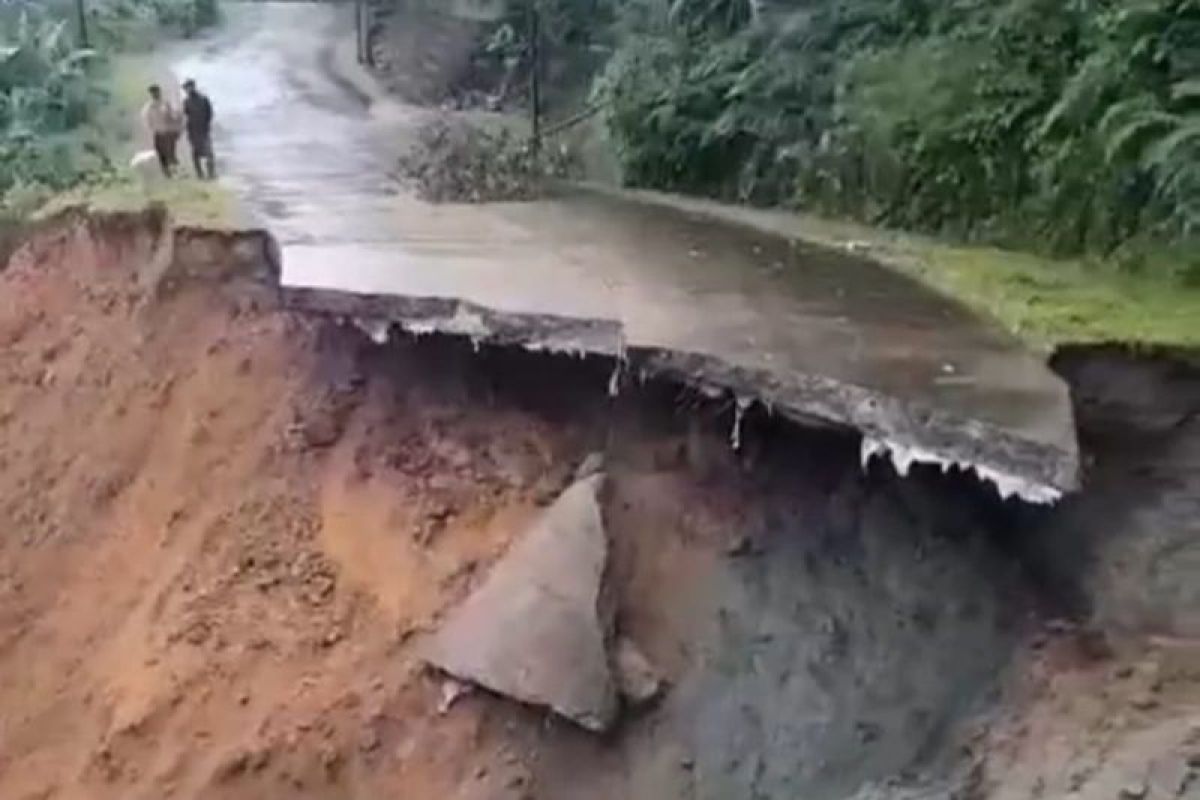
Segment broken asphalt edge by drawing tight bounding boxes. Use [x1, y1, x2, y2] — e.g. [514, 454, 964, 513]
[280, 284, 1080, 505]
[4, 207, 1074, 504]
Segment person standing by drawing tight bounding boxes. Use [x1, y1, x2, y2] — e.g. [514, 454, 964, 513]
[182, 79, 216, 180]
[141, 84, 181, 177]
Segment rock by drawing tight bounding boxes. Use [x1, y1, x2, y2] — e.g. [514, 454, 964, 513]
[437, 678, 471, 715]
[1118, 779, 1148, 800]
[615, 637, 664, 707]
[1130, 693, 1160, 711]
[726, 533, 755, 557]
[423, 475, 618, 732]
[1146, 755, 1190, 797]
[213, 749, 251, 782]
[575, 451, 605, 481]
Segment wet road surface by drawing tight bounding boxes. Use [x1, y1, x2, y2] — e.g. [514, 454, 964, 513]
[173, 2, 1078, 499]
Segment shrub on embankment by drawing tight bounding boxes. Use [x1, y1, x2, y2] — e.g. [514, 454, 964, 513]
[0, 0, 219, 225]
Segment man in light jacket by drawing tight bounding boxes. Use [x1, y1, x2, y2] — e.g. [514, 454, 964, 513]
[141, 84, 181, 177]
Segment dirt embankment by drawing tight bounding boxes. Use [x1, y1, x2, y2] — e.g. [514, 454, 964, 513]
[1019, 346, 1200, 638]
[0, 214, 1195, 800]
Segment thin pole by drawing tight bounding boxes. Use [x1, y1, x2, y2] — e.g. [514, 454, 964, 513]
[528, 2, 541, 153]
[75, 0, 88, 48]
[355, 0, 364, 64]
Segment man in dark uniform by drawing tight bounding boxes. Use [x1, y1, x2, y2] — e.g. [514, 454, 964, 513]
[182, 79, 216, 180]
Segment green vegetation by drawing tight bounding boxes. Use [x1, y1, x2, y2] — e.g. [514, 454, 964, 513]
[590, 0, 1198, 258]
[0, 0, 220, 225]
[484, 0, 1200, 344]
[908, 245, 1200, 349]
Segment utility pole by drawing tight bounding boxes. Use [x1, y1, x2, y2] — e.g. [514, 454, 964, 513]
[528, 1, 541, 154]
[75, 0, 89, 48]
[355, 0, 365, 64]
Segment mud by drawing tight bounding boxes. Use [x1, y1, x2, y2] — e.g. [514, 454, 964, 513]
[1014, 345, 1200, 638]
[0, 214, 1196, 800]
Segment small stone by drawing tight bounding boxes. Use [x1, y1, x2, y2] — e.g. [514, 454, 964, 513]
[1118, 779, 1147, 799]
[437, 678, 471, 715]
[320, 745, 342, 777]
[214, 749, 251, 782]
[395, 622, 418, 645]
[429, 502, 455, 522]
[1146, 755, 1190, 797]
[855, 721, 881, 745]
[248, 747, 272, 772]
[359, 727, 381, 753]
[615, 637, 664, 707]
[1130, 693, 1160, 711]
[726, 533, 754, 557]
[575, 452, 605, 481]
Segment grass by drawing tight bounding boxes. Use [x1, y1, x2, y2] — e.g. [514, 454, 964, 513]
[900, 242, 1200, 351]
[38, 176, 238, 227]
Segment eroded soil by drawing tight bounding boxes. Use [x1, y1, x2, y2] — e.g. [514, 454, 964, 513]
[0, 218, 1195, 800]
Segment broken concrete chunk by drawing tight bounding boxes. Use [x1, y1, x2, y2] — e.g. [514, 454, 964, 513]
[615, 637, 664, 708]
[423, 474, 618, 732]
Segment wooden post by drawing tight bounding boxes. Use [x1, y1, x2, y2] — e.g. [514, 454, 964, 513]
[355, 0, 365, 64]
[528, 2, 541, 153]
[364, 0, 376, 69]
[75, 0, 89, 48]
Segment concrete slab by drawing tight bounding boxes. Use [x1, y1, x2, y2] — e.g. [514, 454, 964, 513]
[171, 2, 1079, 502]
[423, 475, 618, 732]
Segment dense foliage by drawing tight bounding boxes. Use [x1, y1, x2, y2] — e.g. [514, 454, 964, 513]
[0, 0, 218, 214]
[577, 0, 1199, 258]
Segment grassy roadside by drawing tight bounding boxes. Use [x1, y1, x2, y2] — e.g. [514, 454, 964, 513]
[900, 242, 1199, 352]
[816, 224, 1200, 352]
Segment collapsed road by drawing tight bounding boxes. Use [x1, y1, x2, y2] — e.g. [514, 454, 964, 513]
[1, 208, 1195, 800]
[174, 2, 1078, 504]
[0, 4, 1197, 799]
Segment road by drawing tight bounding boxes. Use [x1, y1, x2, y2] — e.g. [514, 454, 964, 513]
[172, 2, 1078, 501]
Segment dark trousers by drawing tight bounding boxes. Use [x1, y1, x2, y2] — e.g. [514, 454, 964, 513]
[153, 132, 179, 176]
[188, 130, 216, 180]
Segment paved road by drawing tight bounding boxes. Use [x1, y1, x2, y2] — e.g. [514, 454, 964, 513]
[172, 3, 1078, 500]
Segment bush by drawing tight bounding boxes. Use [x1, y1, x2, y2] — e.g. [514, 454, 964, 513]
[396, 116, 574, 202]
